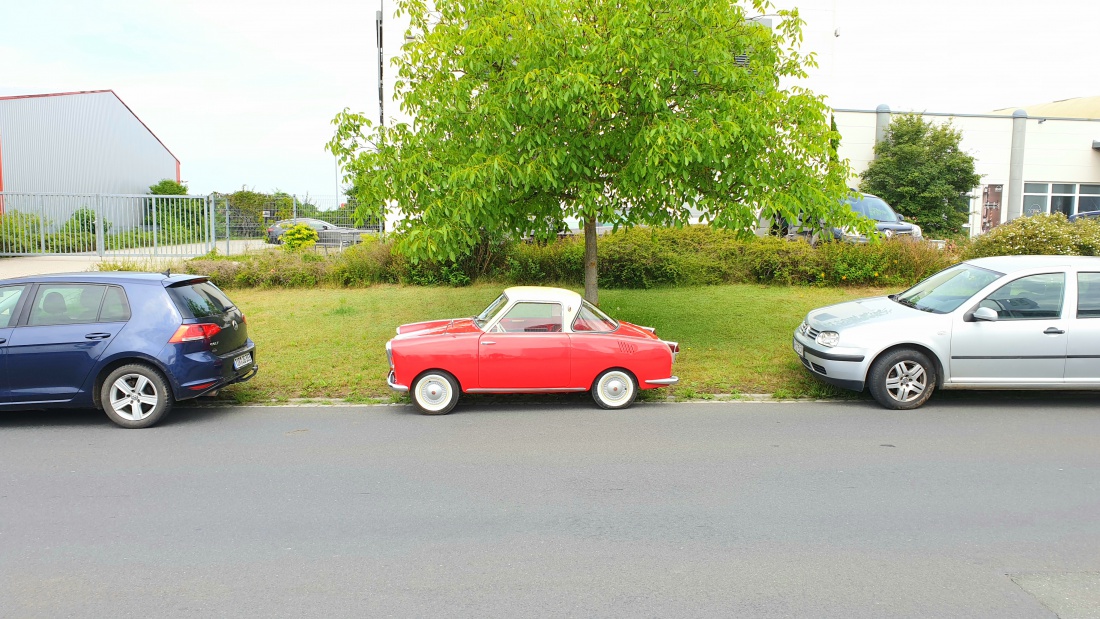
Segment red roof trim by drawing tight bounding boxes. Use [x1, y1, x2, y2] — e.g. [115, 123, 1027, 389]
[0, 133, 5, 213]
[0, 89, 180, 164]
[0, 89, 114, 102]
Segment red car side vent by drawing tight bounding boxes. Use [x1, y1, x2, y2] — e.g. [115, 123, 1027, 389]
[617, 341, 637, 354]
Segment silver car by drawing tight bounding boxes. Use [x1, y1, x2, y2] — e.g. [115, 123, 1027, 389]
[793, 255, 1100, 409]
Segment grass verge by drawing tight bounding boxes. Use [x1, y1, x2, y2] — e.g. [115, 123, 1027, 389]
[219, 283, 890, 404]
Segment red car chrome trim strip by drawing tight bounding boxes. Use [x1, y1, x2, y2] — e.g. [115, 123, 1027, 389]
[466, 388, 587, 393]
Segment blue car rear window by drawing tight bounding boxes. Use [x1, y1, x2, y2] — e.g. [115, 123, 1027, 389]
[168, 281, 234, 318]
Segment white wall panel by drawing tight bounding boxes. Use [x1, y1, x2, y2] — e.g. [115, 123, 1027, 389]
[0, 91, 178, 195]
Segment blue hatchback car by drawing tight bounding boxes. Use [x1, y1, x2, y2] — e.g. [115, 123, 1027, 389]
[0, 272, 258, 428]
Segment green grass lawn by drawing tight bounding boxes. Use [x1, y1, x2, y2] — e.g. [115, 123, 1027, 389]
[222, 283, 892, 404]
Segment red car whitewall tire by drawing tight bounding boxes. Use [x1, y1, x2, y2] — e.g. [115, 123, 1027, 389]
[592, 369, 637, 410]
[412, 371, 459, 415]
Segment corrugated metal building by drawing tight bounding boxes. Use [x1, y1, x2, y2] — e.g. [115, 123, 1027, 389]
[0, 90, 179, 196]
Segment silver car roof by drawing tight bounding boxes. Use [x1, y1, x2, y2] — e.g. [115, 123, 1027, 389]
[965, 255, 1100, 274]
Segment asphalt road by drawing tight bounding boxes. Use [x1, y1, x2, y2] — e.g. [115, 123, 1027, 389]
[2, 396, 1099, 618]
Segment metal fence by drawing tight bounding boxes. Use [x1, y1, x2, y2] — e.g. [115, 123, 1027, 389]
[0, 192, 217, 257]
[0, 192, 384, 258]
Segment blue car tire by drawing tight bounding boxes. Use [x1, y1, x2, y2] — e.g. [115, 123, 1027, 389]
[100, 364, 174, 429]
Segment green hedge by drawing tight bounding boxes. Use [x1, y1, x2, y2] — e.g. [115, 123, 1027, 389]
[102, 226, 960, 290]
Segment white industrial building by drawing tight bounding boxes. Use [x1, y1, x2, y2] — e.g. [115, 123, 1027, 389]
[0, 90, 179, 196]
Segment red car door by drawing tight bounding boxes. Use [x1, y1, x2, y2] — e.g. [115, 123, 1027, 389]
[478, 302, 570, 389]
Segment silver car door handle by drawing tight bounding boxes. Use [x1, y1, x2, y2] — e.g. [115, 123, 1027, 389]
[1044, 327, 1065, 335]
[481, 341, 496, 345]
[85, 332, 112, 340]
[0, 338, 6, 344]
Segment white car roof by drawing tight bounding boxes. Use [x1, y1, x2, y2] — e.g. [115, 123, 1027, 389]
[495, 286, 594, 332]
[965, 255, 1100, 275]
[503, 286, 583, 306]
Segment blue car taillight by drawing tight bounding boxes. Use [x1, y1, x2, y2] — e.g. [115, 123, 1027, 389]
[168, 323, 222, 349]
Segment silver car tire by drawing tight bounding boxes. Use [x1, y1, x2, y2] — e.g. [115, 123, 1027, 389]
[868, 349, 935, 410]
[592, 369, 638, 410]
[100, 364, 174, 429]
[412, 371, 459, 415]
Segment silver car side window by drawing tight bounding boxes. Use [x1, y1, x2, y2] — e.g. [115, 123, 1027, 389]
[979, 273, 1065, 320]
[1077, 273, 1100, 318]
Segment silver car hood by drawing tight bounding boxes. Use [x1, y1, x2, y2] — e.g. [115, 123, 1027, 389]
[809, 296, 919, 330]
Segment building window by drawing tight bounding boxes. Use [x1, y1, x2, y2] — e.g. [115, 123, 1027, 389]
[1022, 183, 1100, 217]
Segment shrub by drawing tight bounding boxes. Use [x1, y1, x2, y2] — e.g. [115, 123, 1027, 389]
[741, 236, 823, 284]
[504, 237, 585, 284]
[0, 211, 45, 253]
[46, 208, 112, 253]
[816, 238, 955, 286]
[964, 214, 1097, 259]
[581, 227, 751, 287]
[281, 223, 318, 252]
[330, 236, 399, 286]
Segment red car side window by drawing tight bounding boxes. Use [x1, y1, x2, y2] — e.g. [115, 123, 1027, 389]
[499, 302, 563, 333]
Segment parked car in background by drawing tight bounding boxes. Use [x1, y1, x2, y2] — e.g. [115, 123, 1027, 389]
[266, 218, 376, 247]
[793, 255, 1100, 410]
[0, 272, 258, 428]
[386, 286, 679, 414]
[784, 193, 923, 244]
[1068, 211, 1100, 222]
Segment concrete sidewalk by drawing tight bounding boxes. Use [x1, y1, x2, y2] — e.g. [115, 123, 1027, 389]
[0, 255, 110, 279]
[0, 240, 268, 279]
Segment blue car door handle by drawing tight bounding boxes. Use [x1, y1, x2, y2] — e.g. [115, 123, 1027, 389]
[85, 333, 112, 340]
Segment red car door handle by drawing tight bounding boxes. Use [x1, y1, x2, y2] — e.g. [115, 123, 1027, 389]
[481, 341, 496, 345]
[1044, 327, 1065, 335]
[85, 333, 112, 340]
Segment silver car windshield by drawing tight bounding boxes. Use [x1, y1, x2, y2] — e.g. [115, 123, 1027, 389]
[473, 294, 509, 329]
[894, 264, 1002, 314]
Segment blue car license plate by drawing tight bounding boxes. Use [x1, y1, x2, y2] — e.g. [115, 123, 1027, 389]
[233, 352, 253, 370]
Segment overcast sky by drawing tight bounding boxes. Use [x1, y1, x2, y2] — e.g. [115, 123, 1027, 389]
[2, 0, 1097, 200]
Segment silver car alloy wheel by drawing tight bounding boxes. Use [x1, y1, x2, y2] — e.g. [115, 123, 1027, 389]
[884, 360, 927, 403]
[108, 373, 161, 421]
[415, 374, 454, 413]
[596, 370, 634, 407]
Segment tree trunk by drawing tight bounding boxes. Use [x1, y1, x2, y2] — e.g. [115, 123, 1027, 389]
[583, 216, 598, 305]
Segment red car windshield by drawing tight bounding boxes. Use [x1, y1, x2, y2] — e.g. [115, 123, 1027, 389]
[473, 294, 508, 329]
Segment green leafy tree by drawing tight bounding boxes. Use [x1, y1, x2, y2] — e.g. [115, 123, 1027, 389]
[329, 0, 861, 303]
[859, 114, 981, 237]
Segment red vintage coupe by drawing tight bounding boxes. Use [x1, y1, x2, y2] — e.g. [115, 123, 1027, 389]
[386, 287, 680, 414]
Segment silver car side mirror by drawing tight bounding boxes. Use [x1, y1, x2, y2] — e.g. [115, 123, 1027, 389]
[973, 307, 999, 322]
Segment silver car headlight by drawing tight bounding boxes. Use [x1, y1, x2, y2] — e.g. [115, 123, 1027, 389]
[911, 223, 922, 238]
[816, 331, 840, 348]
